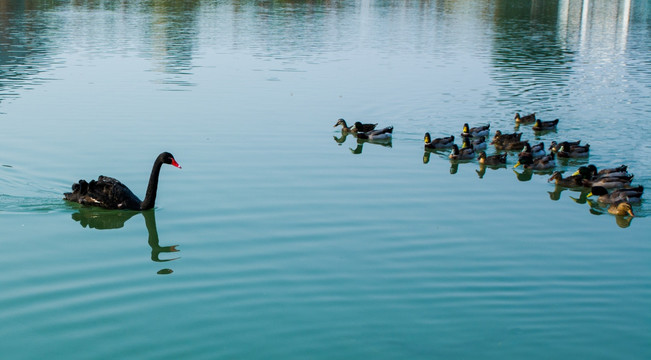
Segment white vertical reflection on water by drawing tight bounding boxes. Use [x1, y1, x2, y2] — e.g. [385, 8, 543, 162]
[1, 1, 651, 360]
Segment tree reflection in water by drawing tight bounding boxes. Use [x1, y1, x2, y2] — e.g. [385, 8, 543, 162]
[70, 206, 180, 274]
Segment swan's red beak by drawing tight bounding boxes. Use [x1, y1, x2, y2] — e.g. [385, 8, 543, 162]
[171, 158, 182, 169]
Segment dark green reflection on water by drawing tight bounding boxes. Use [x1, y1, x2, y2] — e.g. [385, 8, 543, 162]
[491, 1, 574, 109]
[69, 207, 180, 273]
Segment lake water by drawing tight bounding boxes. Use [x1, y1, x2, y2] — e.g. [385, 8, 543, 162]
[1, 0, 651, 359]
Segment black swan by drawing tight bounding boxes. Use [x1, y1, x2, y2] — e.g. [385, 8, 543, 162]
[64, 152, 181, 210]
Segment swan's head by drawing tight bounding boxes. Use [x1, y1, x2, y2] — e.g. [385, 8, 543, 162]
[160, 152, 182, 169]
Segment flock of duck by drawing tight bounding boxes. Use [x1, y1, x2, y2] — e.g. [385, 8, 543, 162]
[334, 114, 643, 219]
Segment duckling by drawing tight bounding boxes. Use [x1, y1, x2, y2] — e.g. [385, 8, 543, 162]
[588, 185, 643, 204]
[557, 143, 590, 158]
[333, 118, 377, 133]
[514, 112, 536, 124]
[549, 140, 581, 153]
[462, 136, 487, 150]
[532, 118, 559, 131]
[573, 164, 629, 179]
[356, 126, 393, 140]
[547, 171, 584, 188]
[514, 152, 555, 170]
[449, 144, 475, 160]
[477, 151, 507, 166]
[424, 133, 455, 149]
[461, 123, 490, 137]
[491, 130, 522, 146]
[608, 201, 635, 217]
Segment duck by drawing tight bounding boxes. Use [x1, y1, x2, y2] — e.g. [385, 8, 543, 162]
[582, 174, 634, 189]
[494, 139, 528, 151]
[547, 171, 584, 188]
[64, 152, 181, 210]
[573, 164, 629, 179]
[549, 140, 581, 153]
[449, 144, 475, 160]
[557, 143, 590, 158]
[424, 133, 455, 149]
[491, 130, 522, 146]
[519, 142, 546, 159]
[333, 118, 377, 133]
[514, 112, 536, 124]
[514, 152, 555, 170]
[532, 118, 559, 131]
[356, 126, 393, 140]
[588, 185, 643, 204]
[461, 123, 490, 137]
[608, 201, 635, 217]
[462, 136, 487, 150]
[477, 151, 507, 166]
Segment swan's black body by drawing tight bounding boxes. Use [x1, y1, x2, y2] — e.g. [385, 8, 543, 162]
[64, 152, 181, 210]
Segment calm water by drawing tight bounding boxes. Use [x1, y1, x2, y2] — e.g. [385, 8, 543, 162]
[2, 0, 651, 359]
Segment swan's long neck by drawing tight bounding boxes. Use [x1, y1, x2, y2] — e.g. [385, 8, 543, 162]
[140, 157, 164, 210]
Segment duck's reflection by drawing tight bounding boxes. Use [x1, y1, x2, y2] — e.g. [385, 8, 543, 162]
[584, 199, 634, 228]
[348, 138, 392, 154]
[547, 185, 590, 203]
[476, 163, 506, 179]
[333, 132, 351, 145]
[70, 206, 180, 274]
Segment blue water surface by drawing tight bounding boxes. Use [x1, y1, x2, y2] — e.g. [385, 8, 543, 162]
[1, 1, 650, 359]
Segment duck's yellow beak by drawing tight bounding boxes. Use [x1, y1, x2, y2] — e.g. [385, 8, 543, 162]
[514, 161, 521, 168]
[572, 170, 580, 176]
[587, 192, 593, 198]
[628, 209, 635, 217]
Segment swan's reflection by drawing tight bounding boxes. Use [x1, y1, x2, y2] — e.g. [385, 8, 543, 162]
[69, 206, 180, 274]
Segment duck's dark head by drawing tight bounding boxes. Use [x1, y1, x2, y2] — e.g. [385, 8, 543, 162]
[572, 166, 593, 179]
[477, 151, 487, 161]
[514, 113, 521, 121]
[534, 119, 542, 127]
[353, 121, 363, 130]
[160, 152, 181, 169]
[462, 123, 470, 133]
[334, 118, 346, 128]
[462, 137, 471, 148]
[424, 132, 431, 143]
[588, 186, 609, 197]
[514, 154, 532, 168]
[450, 144, 460, 155]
